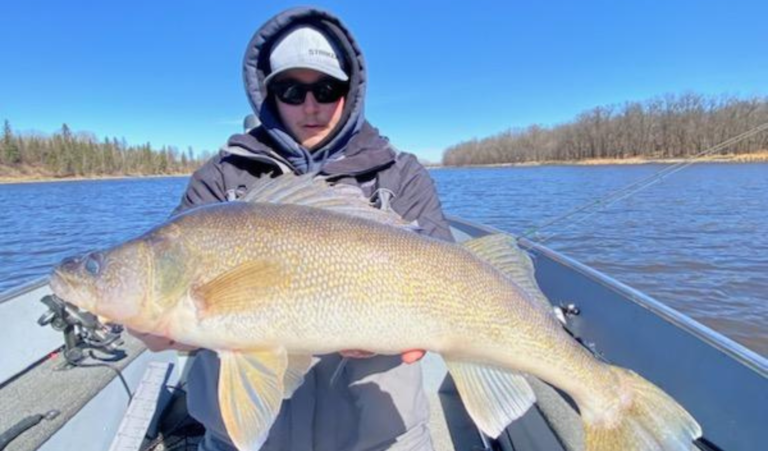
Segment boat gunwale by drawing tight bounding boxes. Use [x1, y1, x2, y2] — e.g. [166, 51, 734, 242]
[0, 276, 49, 304]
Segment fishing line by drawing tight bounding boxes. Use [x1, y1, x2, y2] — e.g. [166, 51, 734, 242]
[520, 121, 768, 244]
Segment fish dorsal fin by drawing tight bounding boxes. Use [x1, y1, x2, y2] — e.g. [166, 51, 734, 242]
[218, 348, 287, 451]
[463, 233, 552, 311]
[192, 260, 289, 318]
[283, 354, 319, 399]
[240, 173, 412, 228]
[445, 359, 536, 438]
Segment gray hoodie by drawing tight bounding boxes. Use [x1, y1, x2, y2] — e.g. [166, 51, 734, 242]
[177, 6, 454, 451]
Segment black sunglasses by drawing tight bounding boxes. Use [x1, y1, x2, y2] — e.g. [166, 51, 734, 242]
[269, 78, 349, 105]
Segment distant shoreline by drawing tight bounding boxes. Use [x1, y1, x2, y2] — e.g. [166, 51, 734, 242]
[428, 151, 768, 169]
[1, 152, 766, 184]
[0, 173, 191, 185]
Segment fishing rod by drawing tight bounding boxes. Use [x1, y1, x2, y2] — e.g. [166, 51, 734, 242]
[520, 121, 768, 244]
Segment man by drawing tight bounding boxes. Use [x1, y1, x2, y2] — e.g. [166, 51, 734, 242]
[136, 7, 453, 451]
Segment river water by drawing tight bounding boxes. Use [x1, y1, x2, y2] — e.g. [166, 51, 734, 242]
[1, 164, 766, 357]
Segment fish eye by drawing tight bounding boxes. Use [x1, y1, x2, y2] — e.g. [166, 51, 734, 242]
[84, 255, 101, 275]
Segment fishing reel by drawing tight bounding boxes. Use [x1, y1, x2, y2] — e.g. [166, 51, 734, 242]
[37, 294, 125, 368]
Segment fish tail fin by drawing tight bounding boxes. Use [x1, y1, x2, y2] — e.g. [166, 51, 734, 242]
[585, 366, 701, 451]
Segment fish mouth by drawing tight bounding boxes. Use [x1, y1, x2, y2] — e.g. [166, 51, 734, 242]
[49, 268, 69, 294]
[49, 267, 90, 310]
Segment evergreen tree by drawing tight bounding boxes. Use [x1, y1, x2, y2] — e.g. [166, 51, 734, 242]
[3, 119, 21, 164]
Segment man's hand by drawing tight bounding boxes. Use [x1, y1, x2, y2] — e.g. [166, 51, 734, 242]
[128, 328, 197, 353]
[401, 349, 426, 364]
[340, 349, 426, 364]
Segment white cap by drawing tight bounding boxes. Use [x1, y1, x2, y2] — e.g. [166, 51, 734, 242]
[264, 25, 349, 86]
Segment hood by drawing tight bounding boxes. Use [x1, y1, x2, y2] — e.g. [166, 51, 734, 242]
[241, 7, 367, 173]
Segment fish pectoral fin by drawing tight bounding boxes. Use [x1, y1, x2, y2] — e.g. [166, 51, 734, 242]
[218, 349, 287, 451]
[192, 260, 289, 317]
[283, 354, 319, 399]
[445, 359, 536, 438]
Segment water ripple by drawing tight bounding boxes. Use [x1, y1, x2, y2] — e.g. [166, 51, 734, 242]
[0, 177, 188, 292]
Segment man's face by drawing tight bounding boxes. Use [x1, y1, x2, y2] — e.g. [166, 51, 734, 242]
[272, 68, 346, 150]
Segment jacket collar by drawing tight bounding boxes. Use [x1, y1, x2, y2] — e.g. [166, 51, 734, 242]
[222, 122, 396, 178]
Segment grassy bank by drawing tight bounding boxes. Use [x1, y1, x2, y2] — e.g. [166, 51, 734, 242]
[3, 151, 767, 181]
[0, 165, 191, 185]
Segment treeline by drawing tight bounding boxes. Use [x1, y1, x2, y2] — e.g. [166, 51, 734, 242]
[443, 93, 768, 166]
[1, 121, 212, 177]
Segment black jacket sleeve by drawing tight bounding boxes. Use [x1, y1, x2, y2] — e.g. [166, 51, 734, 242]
[389, 153, 454, 243]
[171, 156, 228, 216]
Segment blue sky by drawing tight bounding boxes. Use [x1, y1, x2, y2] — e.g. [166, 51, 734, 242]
[1, 1, 766, 163]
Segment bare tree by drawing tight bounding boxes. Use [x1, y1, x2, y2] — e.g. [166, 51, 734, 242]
[441, 93, 768, 165]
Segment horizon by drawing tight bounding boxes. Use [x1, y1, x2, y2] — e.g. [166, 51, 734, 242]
[1, 1, 766, 163]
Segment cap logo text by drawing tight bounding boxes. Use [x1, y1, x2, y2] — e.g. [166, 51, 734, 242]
[308, 49, 337, 59]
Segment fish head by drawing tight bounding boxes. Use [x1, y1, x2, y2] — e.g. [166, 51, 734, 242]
[50, 237, 163, 330]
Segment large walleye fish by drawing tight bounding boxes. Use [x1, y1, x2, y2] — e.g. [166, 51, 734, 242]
[50, 175, 701, 451]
